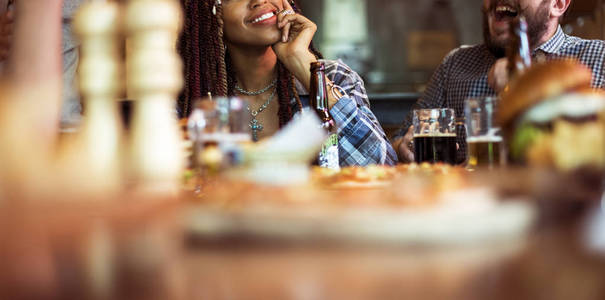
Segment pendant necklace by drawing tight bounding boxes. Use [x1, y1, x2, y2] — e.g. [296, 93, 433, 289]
[235, 78, 277, 142]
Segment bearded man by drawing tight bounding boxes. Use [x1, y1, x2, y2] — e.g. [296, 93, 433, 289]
[392, 0, 605, 163]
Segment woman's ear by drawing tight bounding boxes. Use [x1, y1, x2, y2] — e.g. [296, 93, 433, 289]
[550, 0, 571, 19]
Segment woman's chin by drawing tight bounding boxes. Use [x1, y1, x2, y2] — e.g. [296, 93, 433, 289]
[246, 38, 280, 48]
[264, 34, 282, 46]
[256, 29, 282, 46]
[257, 37, 282, 48]
[230, 33, 281, 48]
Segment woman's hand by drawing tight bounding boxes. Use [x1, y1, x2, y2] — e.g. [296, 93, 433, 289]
[271, 0, 317, 91]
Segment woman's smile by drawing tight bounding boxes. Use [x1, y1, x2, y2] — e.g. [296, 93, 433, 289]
[222, 1, 283, 46]
[247, 9, 277, 26]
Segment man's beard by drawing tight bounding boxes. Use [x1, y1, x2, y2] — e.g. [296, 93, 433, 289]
[483, 0, 550, 58]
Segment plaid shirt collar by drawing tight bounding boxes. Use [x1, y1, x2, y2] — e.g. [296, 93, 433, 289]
[536, 25, 566, 55]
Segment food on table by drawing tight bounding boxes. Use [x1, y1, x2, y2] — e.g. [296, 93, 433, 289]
[498, 59, 605, 171]
[186, 164, 534, 245]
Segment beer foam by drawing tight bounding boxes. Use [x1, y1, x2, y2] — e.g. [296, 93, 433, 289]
[467, 136, 503, 143]
[413, 133, 457, 138]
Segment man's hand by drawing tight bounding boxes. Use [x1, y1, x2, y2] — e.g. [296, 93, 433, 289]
[0, 9, 14, 62]
[392, 126, 415, 163]
[488, 58, 509, 93]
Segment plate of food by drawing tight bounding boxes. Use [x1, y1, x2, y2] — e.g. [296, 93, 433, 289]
[310, 163, 461, 190]
[185, 165, 536, 246]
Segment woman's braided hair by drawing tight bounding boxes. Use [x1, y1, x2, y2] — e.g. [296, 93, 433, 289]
[178, 0, 322, 126]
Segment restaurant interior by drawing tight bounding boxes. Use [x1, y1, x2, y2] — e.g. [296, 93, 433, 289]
[306, 0, 605, 134]
[1, 0, 605, 299]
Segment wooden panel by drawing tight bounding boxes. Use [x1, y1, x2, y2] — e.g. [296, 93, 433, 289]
[567, 0, 599, 14]
[407, 31, 457, 70]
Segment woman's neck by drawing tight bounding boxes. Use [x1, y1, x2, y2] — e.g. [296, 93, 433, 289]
[227, 45, 278, 91]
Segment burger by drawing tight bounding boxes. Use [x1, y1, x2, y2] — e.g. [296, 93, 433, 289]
[497, 59, 605, 171]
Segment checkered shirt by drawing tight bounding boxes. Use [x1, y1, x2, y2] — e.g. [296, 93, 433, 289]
[295, 59, 398, 166]
[394, 26, 605, 163]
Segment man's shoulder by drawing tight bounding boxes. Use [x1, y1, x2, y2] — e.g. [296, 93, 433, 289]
[565, 34, 605, 46]
[433, 44, 492, 71]
[443, 44, 489, 62]
[433, 44, 493, 74]
[562, 35, 605, 88]
[562, 34, 605, 54]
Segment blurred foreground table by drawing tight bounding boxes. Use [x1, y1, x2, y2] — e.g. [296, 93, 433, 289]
[1, 191, 604, 299]
[182, 202, 605, 300]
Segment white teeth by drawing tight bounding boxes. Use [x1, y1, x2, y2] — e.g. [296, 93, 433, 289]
[251, 12, 275, 24]
[495, 6, 517, 14]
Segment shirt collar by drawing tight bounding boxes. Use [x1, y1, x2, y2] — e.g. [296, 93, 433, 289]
[536, 25, 566, 54]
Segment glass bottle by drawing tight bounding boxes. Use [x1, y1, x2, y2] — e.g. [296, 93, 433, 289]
[310, 61, 339, 169]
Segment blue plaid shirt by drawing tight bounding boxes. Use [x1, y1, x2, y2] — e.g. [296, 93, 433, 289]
[295, 59, 397, 166]
[394, 26, 605, 163]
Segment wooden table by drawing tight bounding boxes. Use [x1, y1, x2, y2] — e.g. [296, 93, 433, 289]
[182, 203, 605, 300]
[1, 190, 604, 299]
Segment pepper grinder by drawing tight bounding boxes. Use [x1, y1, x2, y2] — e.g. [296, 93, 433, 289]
[125, 0, 184, 195]
[59, 1, 124, 195]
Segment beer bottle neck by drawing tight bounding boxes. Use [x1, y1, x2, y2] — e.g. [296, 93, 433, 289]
[507, 17, 532, 79]
[310, 62, 335, 132]
[311, 69, 329, 110]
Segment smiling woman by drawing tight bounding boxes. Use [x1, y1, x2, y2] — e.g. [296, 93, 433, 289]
[178, 0, 320, 125]
[177, 0, 397, 166]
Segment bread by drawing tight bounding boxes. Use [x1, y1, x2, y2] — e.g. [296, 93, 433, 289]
[497, 59, 593, 127]
[496, 59, 605, 170]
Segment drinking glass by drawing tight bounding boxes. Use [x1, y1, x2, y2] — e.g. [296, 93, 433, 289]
[464, 97, 504, 170]
[221, 97, 251, 166]
[225, 97, 252, 144]
[188, 97, 251, 147]
[413, 108, 457, 165]
[187, 98, 221, 193]
[187, 97, 252, 187]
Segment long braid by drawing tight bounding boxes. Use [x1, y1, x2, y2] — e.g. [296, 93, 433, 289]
[189, 0, 201, 110]
[225, 52, 236, 96]
[191, 0, 201, 100]
[207, 1, 218, 96]
[276, 62, 293, 126]
[202, 0, 216, 96]
[290, 75, 304, 113]
[177, 0, 192, 114]
[215, 4, 228, 96]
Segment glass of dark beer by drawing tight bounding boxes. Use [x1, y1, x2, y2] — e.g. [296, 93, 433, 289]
[413, 108, 457, 165]
[464, 97, 504, 170]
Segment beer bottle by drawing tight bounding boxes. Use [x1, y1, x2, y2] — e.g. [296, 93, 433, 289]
[507, 16, 532, 79]
[310, 61, 339, 169]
